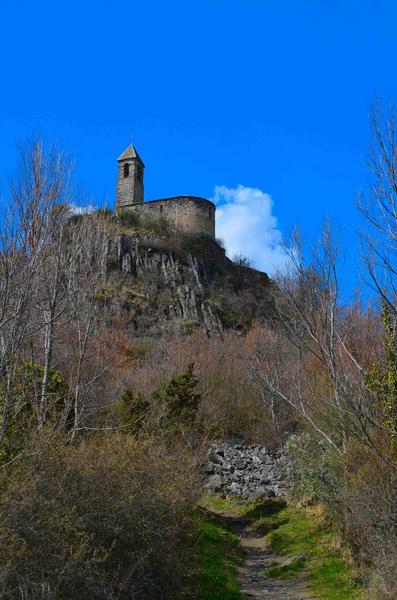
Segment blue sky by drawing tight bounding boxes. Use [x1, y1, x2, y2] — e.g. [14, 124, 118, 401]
[1, 0, 397, 288]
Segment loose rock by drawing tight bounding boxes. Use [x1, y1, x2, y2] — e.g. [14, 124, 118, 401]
[203, 441, 287, 499]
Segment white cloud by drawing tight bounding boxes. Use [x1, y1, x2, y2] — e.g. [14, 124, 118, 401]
[68, 203, 96, 215]
[213, 184, 288, 275]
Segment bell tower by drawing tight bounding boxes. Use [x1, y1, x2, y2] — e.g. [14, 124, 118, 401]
[116, 144, 145, 210]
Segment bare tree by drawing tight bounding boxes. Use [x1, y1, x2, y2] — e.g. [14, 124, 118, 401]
[357, 98, 397, 454]
[359, 98, 397, 311]
[249, 221, 382, 454]
[0, 202, 33, 446]
[0, 139, 69, 445]
[0, 140, 112, 454]
[11, 141, 78, 430]
[61, 215, 110, 436]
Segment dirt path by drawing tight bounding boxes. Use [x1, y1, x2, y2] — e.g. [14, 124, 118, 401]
[223, 513, 315, 600]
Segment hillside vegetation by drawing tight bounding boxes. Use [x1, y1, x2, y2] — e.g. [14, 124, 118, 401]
[1, 102, 397, 599]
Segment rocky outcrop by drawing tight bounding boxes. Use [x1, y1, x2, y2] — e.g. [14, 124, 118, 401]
[97, 232, 275, 337]
[204, 441, 287, 501]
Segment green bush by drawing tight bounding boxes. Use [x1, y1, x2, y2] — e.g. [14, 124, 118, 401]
[283, 433, 340, 505]
[141, 214, 173, 236]
[105, 255, 119, 271]
[118, 210, 174, 236]
[221, 312, 238, 329]
[184, 321, 195, 336]
[115, 388, 150, 434]
[118, 210, 142, 228]
[152, 362, 200, 428]
[115, 364, 201, 435]
[0, 361, 70, 464]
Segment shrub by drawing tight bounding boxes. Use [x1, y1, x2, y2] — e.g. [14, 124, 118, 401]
[115, 364, 201, 435]
[118, 210, 141, 228]
[115, 388, 150, 434]
[284, 432, 397, 598]
[283, 433, 340, 505]
[152, 362, 200, 428]
[68, 212, 85, 225]
[127, 341, 150, 360]
[179, 234, 203, 256]
[105, 255, 119, 271]
[118, 210, 174, 237]
[0, 362, 70, 464]
[141, 214, 173, 236]
[184, 321, 195, 336]
[0, 435, 200, 599]
[119, 331, 273, 443]
[221, 312, 238, 329]
[232, 254, 252, 268]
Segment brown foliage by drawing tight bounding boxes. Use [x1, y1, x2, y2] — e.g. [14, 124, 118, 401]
[0, 434, 201, 599]
[110, 330, 274, 443]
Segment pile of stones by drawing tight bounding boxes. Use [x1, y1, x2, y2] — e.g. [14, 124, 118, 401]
[203, 441, 287, 501]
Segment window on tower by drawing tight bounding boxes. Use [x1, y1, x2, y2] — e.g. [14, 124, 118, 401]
[124, 163, 129, 178]
[137, 165, 142, 182]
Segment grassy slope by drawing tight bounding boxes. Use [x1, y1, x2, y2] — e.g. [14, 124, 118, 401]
[193, 509, 244, 599]
[262, 504, 363, 600]
[201, 494, 363, 600]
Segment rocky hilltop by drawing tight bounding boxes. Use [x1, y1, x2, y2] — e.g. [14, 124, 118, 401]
[95, 228, 275, 336]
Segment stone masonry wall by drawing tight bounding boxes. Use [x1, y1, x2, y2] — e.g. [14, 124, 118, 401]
[116, 160, 144, 207]
[120, 196, 216, 239]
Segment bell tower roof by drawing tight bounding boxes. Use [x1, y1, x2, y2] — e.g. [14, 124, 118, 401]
[117, 144, 144, 165]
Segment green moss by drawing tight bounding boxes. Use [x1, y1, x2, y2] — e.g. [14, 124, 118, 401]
[311, 557, 362, 600]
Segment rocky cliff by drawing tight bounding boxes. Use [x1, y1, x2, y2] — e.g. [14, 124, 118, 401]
[96, 231, 275, 337]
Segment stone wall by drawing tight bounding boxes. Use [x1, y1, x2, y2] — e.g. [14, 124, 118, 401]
[116, 160, 144, 207]
[119, 196, 216, 239]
